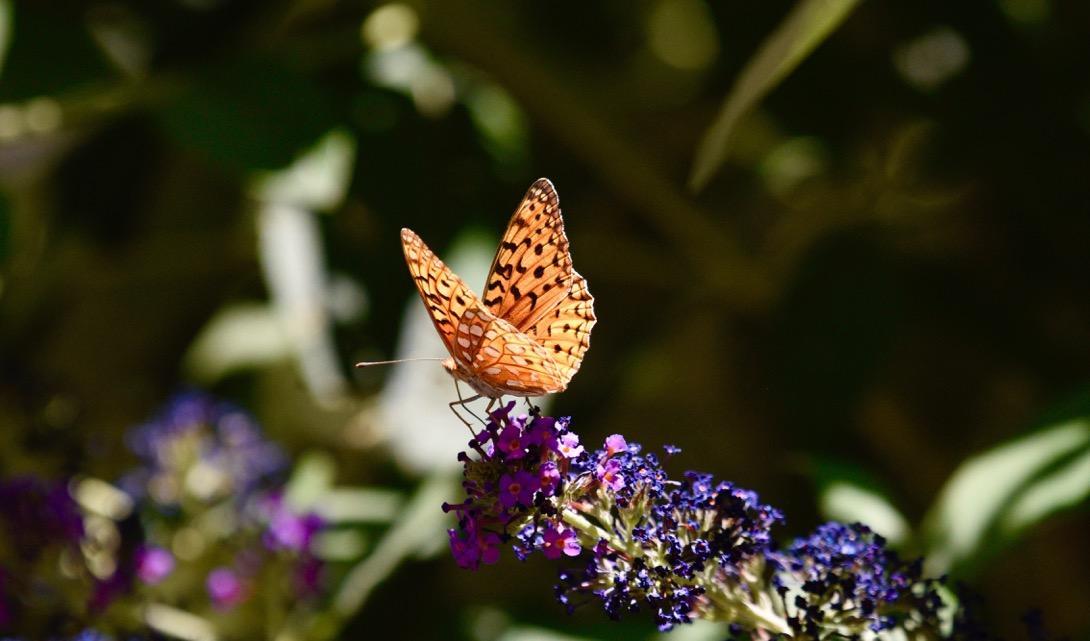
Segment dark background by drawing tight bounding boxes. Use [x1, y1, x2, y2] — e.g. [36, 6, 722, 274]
[1, 0, 1088, 638]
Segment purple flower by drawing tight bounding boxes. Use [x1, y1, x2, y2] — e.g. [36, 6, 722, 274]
[775, 522, 942, 635]
[122, 391, 286, 506]
[557, 433, 584, 458]
[206, 567, 247, 609]
[595, 458, 625, 491]
[497, 423, 527, 460]
[525, 416, 559, 451]
[541, 524, 581, 560]
[261, 493, 324, 553]
[604, 434, 628, 455]
[445, 404, 952, 638]
[136, 545, 175, 585]
[539, 461, 561, 495]
[498, 470, 539, 509]
[448, 518, 502, 570]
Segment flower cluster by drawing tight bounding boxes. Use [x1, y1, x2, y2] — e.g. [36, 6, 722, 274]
[121, 391, 287, 506]
[0, 392, 328, 640]
[774, 522, 943, 637]
[443, 401, 580, 570]
[445, 404, 952, 636]
[123, 392, 326, 609]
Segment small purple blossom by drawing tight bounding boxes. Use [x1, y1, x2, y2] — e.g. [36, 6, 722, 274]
[448, 519, 502, 570]
[595, 458, 626, 491]
[135, 545, 175, 585]
[557, 433, 584, 458]
[525, 416, 559, 451]
[261, 492, 324, 553]
[604, 434, 628, 455]
[497, 423, 527, 459]
[206, 567, 247, 609]
[541, 524, 581, 560]
[539, 461, 561, 494]
[499, 470, 539, 509]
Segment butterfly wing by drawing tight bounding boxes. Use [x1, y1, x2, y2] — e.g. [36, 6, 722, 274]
[483, 178, 575, 332]
[468, 316, 568, 395]
[401, 228, 494, 369]
[483, 178, 596, 387]
[524, 270, 596, 387]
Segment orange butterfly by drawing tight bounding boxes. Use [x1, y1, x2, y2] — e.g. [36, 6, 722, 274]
[396, 179, 595, 417]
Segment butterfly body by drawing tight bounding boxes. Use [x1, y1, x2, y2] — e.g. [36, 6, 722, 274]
[401, 178, 595, 401]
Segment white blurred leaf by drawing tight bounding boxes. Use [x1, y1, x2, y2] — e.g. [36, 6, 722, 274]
[649, 620, 728, 641]
[184, 303, 291, 382]
[251, 128, 356, 211]
[332, 470, 458, 616]
[688, 0, 862, 191]
[258, 202, 347, 406]
[285, 451, 336, 509]
[496, 626, 604, 641]
[921, 419, 1090, 573]
[820, 481, 910, 545]
[1001, 445, 1090, 535]
[316, 487, 403, 523]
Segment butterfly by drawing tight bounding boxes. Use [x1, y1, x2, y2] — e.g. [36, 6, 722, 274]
[398, 178, 595, 418]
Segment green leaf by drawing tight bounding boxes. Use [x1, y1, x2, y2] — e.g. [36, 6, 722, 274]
[920, 419, 1090, 574]
[687, 0, 863, 192]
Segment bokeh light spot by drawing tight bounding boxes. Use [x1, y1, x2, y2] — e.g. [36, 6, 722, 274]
[647, 0, 719, 71]
[361, 3, 419, 52]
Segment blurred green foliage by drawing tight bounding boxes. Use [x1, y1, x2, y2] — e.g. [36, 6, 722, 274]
[1, 0, 1089, 639]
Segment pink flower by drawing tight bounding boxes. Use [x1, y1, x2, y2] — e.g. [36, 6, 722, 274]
[604, 434, 628, 456]
[541, 523, 581, 560]
[136, 545, 174, 585]
[206, 567, 248, 609]
[539, 461, 561, 495]
[558, 433, 584, 459]
[596, 458, 625, 491]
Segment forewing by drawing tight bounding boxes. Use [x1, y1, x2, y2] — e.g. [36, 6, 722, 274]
[526, 270, 596, 386]
[483, 178, 573, 332]
[401, 228, 492, 368]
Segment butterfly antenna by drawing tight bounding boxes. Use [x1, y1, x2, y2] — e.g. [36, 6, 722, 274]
[355, 357, 446, 368]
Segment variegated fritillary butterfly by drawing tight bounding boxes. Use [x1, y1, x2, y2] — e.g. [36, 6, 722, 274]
[399, 178, 595, 409]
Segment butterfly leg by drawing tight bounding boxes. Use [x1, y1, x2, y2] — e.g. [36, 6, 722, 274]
[450, 380, 486, 428]
[448, 396, 482, 430]
[523, 397, 541, 416]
